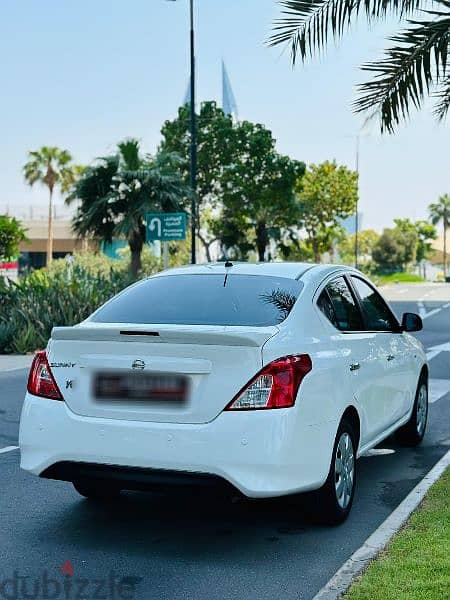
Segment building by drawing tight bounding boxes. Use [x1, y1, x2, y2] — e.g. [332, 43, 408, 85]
[183, 60, 239, 121]
[222, 61, 239, 121]
[18, 219, 95, 270]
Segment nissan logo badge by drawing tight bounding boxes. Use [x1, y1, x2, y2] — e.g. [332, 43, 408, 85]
[132, 359, 146, 371]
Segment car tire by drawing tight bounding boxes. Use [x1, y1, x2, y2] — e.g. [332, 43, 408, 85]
[73, 480, 121, 500]
[396, 375, 428, 446]
[307, 417, 357, 525]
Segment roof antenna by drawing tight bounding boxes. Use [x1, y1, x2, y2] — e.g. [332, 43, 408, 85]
[223, 260, 233, 287]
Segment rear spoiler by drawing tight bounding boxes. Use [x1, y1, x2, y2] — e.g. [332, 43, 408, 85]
[51, 324, 279, 348]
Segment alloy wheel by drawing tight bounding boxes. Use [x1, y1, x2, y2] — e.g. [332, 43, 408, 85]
[416, 384, 428, 436]
[334, 432, 355, 510]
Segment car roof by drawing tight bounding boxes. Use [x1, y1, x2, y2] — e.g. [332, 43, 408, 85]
[154, 262, 357, 281]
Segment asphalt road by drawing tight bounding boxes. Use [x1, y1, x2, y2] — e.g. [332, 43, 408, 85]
[1, 284, 449, 600]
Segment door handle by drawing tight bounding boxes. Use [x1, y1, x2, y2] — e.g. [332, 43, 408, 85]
[350, 362, 360, 371]
[387, 354, 395, 361]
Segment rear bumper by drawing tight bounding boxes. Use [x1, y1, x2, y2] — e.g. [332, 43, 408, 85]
[41, 462, 237, 494]
[40, 461, 237, 493]
[20, 394, 335, 498]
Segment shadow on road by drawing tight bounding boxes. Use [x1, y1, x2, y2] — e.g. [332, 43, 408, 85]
[30, 489, 323, 560]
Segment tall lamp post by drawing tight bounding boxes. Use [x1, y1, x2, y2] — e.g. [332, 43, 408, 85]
[167, 0, 197, 264]
[355, 135, 360, 270]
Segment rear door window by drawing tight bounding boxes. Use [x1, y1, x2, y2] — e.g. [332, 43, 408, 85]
[350, 276, 399, 332]
[91, 274, 304, 327]
[317, 289, 339, 329]
[319, 276, 363, 332]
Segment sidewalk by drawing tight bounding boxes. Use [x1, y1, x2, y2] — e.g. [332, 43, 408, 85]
[0, 355, 33, 372]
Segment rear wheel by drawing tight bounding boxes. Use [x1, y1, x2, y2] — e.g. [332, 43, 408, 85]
[396, 376, 428, 446]
[73, 480, 121, 500]
[308, 418, 357, 525]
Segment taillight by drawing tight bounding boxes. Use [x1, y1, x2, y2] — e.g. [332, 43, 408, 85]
[225, 354, 312, 411]
[27, 351, 63, 401]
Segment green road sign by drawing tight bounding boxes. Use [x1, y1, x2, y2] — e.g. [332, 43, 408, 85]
[146, 213, 187, 242]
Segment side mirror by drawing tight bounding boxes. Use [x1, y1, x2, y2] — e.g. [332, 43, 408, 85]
[401, 312, 423, 332]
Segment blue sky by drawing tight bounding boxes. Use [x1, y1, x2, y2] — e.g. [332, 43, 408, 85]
[0, 0, 448, 231]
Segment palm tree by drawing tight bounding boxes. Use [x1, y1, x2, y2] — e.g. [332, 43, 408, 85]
[67, 139, 190, 277]
[269, 0, 450, 133]
[429, 193, 450, 277]
[23, 147, 77, 266]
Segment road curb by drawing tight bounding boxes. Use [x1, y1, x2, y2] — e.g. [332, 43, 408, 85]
[313, 448, 450, 600]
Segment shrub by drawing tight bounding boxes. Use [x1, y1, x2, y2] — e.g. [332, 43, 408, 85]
[118, 242, 190, 274]
[0, 252, 151, 354]
[45, 250, 129, 277]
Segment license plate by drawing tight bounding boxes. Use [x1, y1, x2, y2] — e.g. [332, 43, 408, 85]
[94, 373, 188, 401]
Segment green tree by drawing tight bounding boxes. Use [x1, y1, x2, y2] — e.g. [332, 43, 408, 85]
[270, 1, 450, 132]
[429, 194, 450, 277]
[218, 208, 255, 260]
[0, 216, 28, 262]
[278, 237, 314, 262]
[23, 147, 79, 266]
[372, 226, 418, 272]
[220, 121, 305, 261]
[394, 218, 437, 263]
[296, 161, 358, 262]
[67, 139, 190, 276]
[338, 229, 380, 266]
[160, 101, 236, 261]
[372, 230, 400, 272]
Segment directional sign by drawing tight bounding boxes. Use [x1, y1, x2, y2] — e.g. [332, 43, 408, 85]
[146, 213, 187, 242]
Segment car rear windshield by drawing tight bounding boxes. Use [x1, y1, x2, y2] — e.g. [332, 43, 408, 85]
[91, 274, 303, 327]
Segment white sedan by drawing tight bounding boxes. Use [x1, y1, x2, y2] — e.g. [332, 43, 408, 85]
[20, 262, 428, 523]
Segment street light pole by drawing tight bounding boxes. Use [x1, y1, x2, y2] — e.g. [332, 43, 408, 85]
[355, 135, 360, 270]
[189, 0, 197, 264]
[166, 0, 197, 264]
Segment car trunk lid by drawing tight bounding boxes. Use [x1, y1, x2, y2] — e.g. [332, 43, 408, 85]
[47, 323, 278, 424]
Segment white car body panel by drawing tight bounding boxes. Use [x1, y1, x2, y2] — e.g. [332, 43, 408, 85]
[19, 262, 428, 498]
[47, 324, 277, 424]
[19, 395, 335, 497]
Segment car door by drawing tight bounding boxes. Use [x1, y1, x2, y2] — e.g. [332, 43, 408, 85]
[349, 276, 415, 426]
[316, 275, 385, 447]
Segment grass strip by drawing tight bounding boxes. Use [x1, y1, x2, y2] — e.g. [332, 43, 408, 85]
[344, 466, 450, 600]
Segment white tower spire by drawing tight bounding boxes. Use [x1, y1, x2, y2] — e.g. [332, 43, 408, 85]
[222, 60, 239, 121]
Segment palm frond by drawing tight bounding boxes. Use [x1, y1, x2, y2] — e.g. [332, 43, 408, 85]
[434, 74, 450, 119]
[429, 194, 450, 227]
[118, 139, 141, 171]
[269, 0, 422, 63]
[66, 156, 118, 206]
[354, 14, 450, 132]
[260, 289, 298, 322]
[152, 151, 188, 172]
[23, 162, 45, 185]
[23, 146, 75, 188]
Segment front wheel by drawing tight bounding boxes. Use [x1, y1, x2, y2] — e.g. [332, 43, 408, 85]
[307, 418, 357, 525]
[396, 376, 428, 446]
